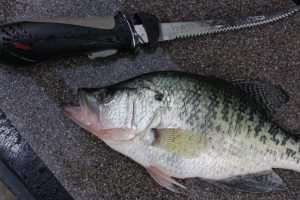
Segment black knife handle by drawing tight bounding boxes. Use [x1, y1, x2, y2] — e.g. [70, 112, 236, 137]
[0, 12, 136, 64]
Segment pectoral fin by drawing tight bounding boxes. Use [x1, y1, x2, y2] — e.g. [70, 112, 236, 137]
[152, 128, 207, 158]
[213, 170, 287, 193]
[147, 165, 186, 193]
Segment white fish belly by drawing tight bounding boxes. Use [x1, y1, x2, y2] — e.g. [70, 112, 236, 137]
[147, 133, 296, 180]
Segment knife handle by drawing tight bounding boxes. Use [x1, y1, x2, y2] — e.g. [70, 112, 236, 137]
[0, 12, 137, 64]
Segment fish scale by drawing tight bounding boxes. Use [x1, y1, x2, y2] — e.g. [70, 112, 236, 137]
[141, 73, 300, 177]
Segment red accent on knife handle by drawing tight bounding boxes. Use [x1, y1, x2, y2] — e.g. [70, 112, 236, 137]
[0, 12, 134, 65]
[14, 42, 32, 51]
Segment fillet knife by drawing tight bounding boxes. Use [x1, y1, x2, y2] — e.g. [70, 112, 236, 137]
[0, 5, 299, 64]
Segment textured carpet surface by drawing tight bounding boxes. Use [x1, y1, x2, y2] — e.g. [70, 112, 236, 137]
[0, 0, 300, 199]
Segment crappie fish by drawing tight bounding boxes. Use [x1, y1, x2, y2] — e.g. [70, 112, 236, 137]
[65, 71, 299, 193]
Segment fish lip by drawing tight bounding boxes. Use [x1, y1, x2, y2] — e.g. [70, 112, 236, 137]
[64, 106, 82, 124]
[63, 105, 96, 132]
[64, 105, 99, 135]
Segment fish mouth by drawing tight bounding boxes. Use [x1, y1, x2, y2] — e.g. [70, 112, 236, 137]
[64, 89, 105, 138]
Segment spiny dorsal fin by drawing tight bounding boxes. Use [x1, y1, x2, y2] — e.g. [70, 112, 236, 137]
[213, 170, 287, 193]
[292, 0, 300, 5]
[233, 80, 289, 114]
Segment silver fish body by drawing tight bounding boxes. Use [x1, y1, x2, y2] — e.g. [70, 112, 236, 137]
[65, 71, 298, 192]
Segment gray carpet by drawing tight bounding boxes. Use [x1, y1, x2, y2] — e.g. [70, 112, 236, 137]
[0, 0, 300, 199]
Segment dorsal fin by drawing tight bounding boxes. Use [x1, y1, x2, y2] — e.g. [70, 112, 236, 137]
[232, 80, 289, 115]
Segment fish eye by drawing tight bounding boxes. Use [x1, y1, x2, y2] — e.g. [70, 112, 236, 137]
[154, 92, 164, 101]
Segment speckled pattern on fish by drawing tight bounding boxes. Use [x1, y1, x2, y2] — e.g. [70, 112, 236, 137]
[0, 0, 300, 200]
[66, 71, 300, 193]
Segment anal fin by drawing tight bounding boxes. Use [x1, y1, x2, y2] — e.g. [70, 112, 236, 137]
[213, 170, 287, 193]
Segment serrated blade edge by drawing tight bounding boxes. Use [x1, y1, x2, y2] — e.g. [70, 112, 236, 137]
[158, 6, 300, 41]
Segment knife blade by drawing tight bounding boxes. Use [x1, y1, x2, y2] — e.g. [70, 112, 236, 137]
[0, 6, 299, 65]
[157, 6, 300, 42]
